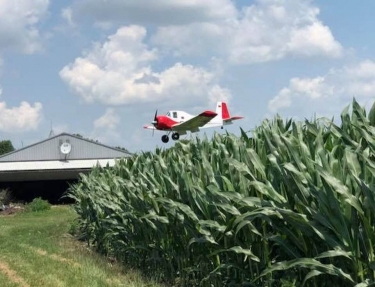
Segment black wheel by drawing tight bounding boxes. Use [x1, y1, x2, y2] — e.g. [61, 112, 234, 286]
[161, 135, 169, 143]
[171, 132, 180, 140]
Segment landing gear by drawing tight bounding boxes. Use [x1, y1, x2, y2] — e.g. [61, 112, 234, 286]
[171, 132, 180, 141]
[161, 132, 180, 143]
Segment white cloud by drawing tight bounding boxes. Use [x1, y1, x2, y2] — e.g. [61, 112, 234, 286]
[0, 101, 43, 132]
[63, 0, 342, 65]
[286, 22, 342, 58]
[94, 108, 119, 130]
[152, 0, 343, 64]
[67, 0, 237, 25]
[60, 25, 231, 106]
[344, 60, 375, 79]
[0, 0, 49, 54]
[268, 60, 375, 117]
[0, 86, 43, 132]
[61, 7, 75, 28]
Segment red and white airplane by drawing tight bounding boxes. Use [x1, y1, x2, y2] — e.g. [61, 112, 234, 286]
[143, 102, 243, 143]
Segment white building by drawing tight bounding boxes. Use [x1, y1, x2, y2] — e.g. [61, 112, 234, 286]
[0, 133, 131, 202]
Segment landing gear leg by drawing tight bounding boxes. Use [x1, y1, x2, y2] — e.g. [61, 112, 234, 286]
[161, 135, 169, 143]
[171, 132, 180, 141]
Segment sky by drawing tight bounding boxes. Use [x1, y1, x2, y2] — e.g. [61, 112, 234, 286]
[0, 0, 375, 153]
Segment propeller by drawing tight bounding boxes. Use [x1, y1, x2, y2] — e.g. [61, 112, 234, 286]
[151, 110, 158, 137]
[152, 110, 158, 125]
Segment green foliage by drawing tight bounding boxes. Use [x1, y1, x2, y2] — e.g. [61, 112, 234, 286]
[0, 189, 13, 205]
[68, 99, 375, 287]
[72, 133, 99, 143]
[113, 146, 130, 153]
[26, 197, 51, 212]
[0, 140, 14, 155]
[369, 101, 375, 126]
[68, 218, 80, 235]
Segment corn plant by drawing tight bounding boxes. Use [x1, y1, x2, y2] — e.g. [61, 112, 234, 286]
[69, 99, 375, 287]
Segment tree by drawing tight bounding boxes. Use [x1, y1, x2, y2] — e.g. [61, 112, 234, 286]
[114, 146, 130, 153]
[72, 133, 99, 143]
[0, 140, 14, 155]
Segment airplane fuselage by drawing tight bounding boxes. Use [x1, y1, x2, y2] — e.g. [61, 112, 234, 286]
[144, 102, 243, 143]
[156, 110, 223, 131]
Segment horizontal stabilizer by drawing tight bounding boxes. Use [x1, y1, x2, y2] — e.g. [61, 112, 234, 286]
[217, 102, 244, 123]
[224, 116, 244, 122]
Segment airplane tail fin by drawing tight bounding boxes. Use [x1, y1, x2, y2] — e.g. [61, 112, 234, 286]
[215, 102, 243, 123]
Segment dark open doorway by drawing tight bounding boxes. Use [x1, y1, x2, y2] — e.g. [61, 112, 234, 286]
[0, 180, 77, 204]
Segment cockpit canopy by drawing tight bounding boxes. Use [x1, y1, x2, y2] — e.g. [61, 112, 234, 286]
[166, 111, 178, 118]
[166, 111, 189, 121]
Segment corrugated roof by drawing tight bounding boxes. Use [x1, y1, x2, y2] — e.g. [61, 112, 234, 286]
[0, 133, 132, 162]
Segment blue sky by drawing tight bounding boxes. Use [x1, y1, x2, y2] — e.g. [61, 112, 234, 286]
[0, 0, 374, 152]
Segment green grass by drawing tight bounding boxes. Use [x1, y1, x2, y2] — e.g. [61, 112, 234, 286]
[0, 206, 164, 287]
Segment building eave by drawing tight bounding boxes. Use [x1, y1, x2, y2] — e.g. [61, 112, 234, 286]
[0, 159, 120, 182]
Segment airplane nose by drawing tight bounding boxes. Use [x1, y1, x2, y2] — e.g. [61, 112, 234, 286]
[151, 111, 158, 136]
[152, 110, 158, 126]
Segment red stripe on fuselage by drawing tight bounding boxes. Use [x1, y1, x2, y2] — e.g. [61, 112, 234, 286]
[200, 110, 217, 118]
[155, 116, 178, 130]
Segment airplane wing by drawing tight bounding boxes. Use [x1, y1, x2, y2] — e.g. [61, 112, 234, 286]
[172, 111, 217, 131]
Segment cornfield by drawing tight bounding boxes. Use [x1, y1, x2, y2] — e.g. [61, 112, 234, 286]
[68, 99, 375, 286]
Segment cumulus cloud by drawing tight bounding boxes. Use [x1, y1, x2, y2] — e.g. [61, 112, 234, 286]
[60, 25, 231, 106]
[63, 0, 342, 64]
[152, 0, 343, 64]
[65, 0, 237, 25]
[0, 0, 49, 54]
[268, 60, 375, 118]
[94, 108, 119, 130]
[0, 101, 43, 132]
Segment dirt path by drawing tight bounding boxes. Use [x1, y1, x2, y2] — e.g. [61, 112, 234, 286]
[0, 261, 30, 287]
[20, 244, 82, 268]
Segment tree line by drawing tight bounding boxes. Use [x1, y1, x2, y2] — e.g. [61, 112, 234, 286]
[0, 140, 14, 156]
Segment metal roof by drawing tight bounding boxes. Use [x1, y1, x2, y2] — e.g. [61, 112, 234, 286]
[0, 133, 131, 162]
[0, 133, 131, 182]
